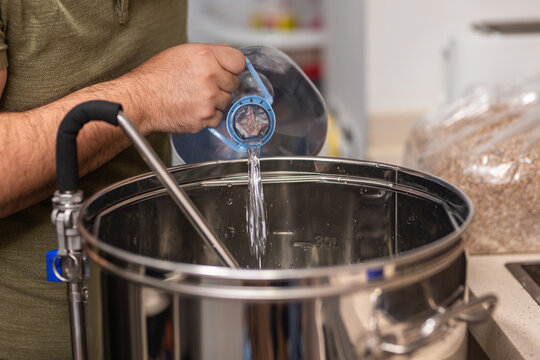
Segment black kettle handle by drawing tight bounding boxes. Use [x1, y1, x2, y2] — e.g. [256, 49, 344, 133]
[56, 100, 123, 192]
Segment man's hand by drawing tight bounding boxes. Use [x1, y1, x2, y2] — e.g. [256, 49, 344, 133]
[0, 43, 245, 218]
[125, 43, 245, 134]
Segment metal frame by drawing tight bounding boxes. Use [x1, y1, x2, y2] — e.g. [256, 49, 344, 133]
[51, 190, 87, 360]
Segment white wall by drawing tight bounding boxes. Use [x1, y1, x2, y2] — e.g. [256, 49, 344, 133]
[324, 0, 367, 158]
[366, 0, 540, 114]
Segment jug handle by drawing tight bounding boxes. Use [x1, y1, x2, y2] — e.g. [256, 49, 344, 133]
[207, 127, 247, 153]
[245, 58, 273, 105]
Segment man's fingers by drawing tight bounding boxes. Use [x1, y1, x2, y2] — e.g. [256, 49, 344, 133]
[211, 45, 246, 75]
[215, 90, 232, 111]
[204, 110, 224, 128]
[200, 90, 230, 129]
[215, 70, 239, 93]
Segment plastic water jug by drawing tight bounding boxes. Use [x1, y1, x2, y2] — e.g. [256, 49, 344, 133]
[171, 45, 327, 163]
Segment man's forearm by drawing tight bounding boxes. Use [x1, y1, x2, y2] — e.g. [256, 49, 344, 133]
[0, 43, 246, 219]
[0, 76, 147, 218]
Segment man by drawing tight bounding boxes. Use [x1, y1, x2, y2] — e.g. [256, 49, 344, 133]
[0, 1, 245, 358]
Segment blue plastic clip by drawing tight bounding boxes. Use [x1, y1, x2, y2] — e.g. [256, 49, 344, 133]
[207, 128, 247, 153]
[46, 249, 62, 282]
[245, 58, 273, 105]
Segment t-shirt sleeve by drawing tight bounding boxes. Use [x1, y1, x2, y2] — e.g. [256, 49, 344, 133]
[0, 20, 7, 70]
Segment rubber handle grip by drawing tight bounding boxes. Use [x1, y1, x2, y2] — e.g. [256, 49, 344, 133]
[56, 100, 122, 192]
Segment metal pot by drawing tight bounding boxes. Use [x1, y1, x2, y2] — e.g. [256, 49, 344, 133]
[77, 157, 494, 360]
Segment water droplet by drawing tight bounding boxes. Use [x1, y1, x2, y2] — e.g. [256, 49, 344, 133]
[406, 215, 418, 225]
[227, 198, 233, 205]
[227, 183, 232, 188]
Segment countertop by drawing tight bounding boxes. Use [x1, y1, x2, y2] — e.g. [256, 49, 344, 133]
[365, 112, 540, 360]
[468, 253, 540, 360]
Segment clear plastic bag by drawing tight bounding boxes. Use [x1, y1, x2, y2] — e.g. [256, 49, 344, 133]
[404, 78, 540, 254]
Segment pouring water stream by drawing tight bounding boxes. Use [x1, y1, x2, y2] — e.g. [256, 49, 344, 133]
[246, 146, 267, 268]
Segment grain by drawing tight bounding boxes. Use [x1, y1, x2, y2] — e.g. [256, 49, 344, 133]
[404, 101, 540, 254]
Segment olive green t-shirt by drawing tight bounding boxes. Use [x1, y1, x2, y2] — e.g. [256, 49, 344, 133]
[0, 1, 187, 358]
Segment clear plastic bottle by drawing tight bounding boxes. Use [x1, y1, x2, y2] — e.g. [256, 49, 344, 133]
[171, 45, 327, 163]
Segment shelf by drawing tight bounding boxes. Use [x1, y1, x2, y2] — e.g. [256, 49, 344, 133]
[189, 12, 326, 51]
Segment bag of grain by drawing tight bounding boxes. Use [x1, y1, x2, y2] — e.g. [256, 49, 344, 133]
[404, 79, 540, 254]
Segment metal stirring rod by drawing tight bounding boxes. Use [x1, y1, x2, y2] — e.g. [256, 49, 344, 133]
[116, 111, 240, 268]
